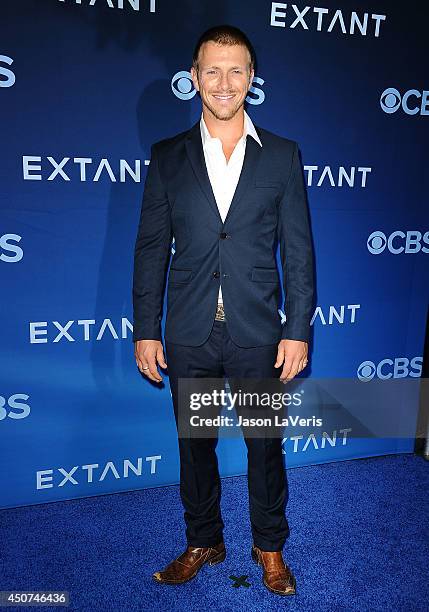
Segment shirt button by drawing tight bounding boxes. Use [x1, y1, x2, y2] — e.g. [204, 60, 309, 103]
[213, 271, 220, 278]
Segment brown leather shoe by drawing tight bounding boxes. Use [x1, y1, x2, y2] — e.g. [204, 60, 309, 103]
[152, 542, 226, 585]
[251, 544, 296, 596]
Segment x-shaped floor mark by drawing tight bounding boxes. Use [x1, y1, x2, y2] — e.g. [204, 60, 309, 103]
[229, 574, 251, 588]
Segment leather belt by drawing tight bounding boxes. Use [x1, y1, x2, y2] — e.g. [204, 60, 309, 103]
[215, 303, 226, 321]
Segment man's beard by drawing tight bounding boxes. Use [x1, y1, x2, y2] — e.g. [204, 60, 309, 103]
[202, 94, 245, 121]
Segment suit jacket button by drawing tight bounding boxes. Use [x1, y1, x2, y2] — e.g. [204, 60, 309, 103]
[213, 271, 220, 278]
[220, 232, 227, 239]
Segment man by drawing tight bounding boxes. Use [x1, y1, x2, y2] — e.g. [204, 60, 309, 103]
[132, 25, 314, 596]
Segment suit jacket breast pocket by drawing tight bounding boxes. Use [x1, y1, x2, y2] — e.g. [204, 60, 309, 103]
[254, 180, 283, 189]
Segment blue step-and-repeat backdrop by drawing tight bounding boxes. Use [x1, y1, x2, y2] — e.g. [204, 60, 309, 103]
[1, 0, 428, 509]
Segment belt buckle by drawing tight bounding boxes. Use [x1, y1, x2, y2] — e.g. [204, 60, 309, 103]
[215, 303, 226, 321]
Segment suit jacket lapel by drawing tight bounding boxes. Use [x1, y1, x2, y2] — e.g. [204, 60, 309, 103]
[185, 121, 222, 224]
[224, 132, 261, 225]
[184, 120, 262, 226]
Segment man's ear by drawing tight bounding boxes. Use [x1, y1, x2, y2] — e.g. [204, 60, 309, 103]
[190, 66, 200, 92]
[248, 67, 254, 90]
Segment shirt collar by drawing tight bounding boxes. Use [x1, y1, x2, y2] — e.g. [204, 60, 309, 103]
[200, 110, 263, 148]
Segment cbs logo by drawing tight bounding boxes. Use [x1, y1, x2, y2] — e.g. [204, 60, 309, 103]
[171, 70, 265, 105]
[0, 394, 31, 420]
[0, 54, 15, 88]
[380, 87, 429, 115]
[0, 234, 24, 263]
[357, 357, 422, 381]
[367, 231, 429, 255]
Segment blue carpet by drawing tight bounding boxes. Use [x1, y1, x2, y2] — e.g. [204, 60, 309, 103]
[1, 454, 428, 611]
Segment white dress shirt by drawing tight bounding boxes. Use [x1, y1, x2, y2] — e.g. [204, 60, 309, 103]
[200, 110, 263, 305]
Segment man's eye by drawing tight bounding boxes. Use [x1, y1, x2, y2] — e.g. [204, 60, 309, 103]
[233, 70, 242, 74]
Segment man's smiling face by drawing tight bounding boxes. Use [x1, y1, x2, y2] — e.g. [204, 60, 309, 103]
[191, 41, 254, 122]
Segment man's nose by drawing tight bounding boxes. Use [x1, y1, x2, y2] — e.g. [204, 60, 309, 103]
[218, 73, 231, 90]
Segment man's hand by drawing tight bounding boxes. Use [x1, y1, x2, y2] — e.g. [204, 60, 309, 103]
[275, 339, 309, 383]
[134, 339, 167, 383]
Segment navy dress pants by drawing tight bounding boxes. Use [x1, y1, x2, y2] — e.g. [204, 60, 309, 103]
[165, 318, 290, 552]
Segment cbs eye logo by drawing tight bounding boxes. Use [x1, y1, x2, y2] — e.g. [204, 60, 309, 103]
[367, 231, 387, 254]
[380, 87, 429, 115]
[357, 361, 376, 381]
[171, 70, 265, 105]
[380, 88, 401, 114]
[171, 71, 197, 100]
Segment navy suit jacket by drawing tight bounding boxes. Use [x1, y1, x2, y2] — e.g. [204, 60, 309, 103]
[132, 119, 315, 348]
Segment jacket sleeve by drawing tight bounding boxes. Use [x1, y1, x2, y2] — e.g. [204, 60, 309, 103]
[132, 144, 172, 342]
[278, 141, 315, 343]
